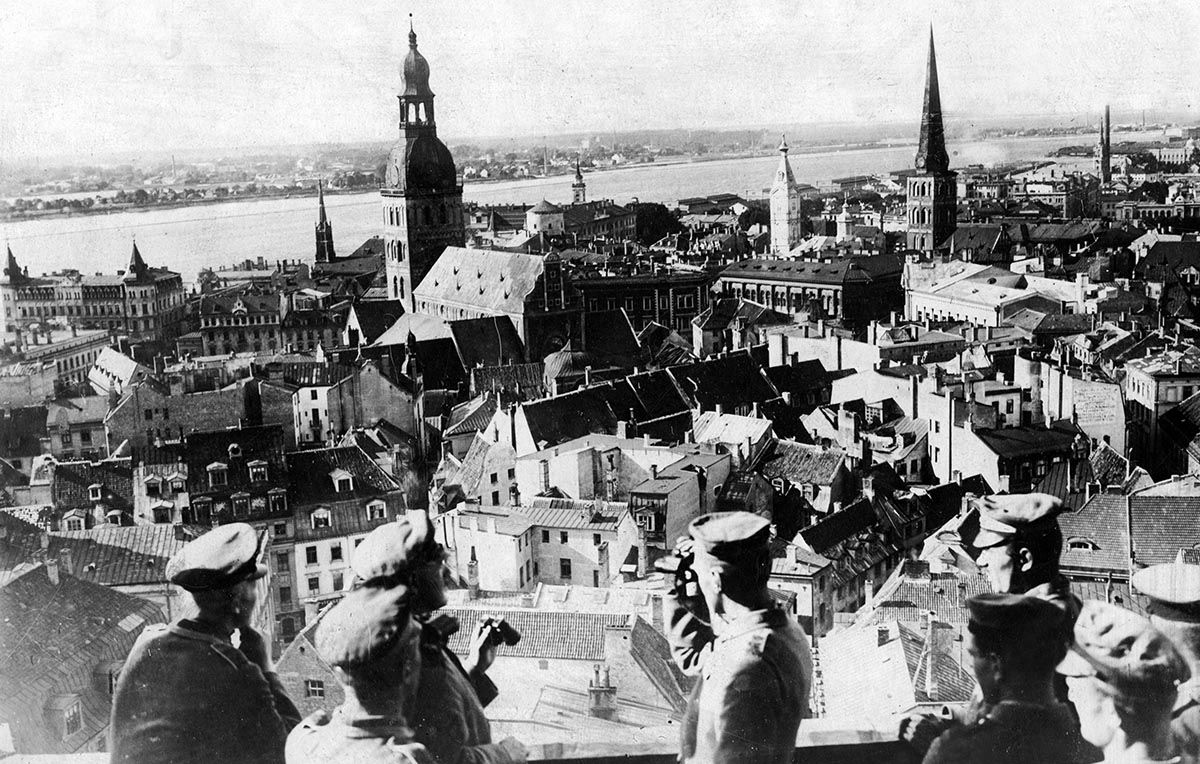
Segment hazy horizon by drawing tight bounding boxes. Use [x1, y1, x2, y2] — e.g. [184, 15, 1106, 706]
[3, 1, 1198, 166]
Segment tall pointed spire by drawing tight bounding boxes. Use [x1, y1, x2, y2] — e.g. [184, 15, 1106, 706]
[315, 179, 336, 264]
[572, 157, 586, 203]
[128, 238, 148, 278]
[774, 134, 796, 186]
[915, 28, 949, 174]
[1, 244, 24, 285]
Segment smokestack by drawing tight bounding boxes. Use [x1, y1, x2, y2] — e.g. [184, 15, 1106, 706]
[587, 664, 618, 720]
[45, 558, 60, 585]
[467, 547, 480, 599]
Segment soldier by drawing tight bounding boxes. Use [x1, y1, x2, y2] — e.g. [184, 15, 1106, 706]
[111, 523, 301, 764]
[1058, 600, 1191, 763]
[901, 492, 1080, 754]
[286, 584, 432, 764]
[1132, 561, 1200, 760]
[351, 515, 527, 764]
[666, 511, 812, 764]
[923, 593, 1097, 764]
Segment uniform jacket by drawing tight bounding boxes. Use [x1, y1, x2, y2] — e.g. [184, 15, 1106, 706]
[1171, 678, 1200, 763]
[408, 631, 513, 764]
[923, 701, 1099, 764]
[110, 622, 301, 764]
[286, 708, 433, 764]
[668, 598, 812, 764]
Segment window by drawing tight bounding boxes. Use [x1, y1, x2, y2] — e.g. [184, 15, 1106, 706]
[248, 462, 268, 482]
[308, 576, 320, 593]
[232, 494, 250, 517]
[332, 572, 344, 591]
[66, 517, 84, 531]
[60, 433, 72, 447]
[507, 468, 515, 480]
[593, 570, 600, 587]
[269, 491, 287, 514]
[542, 530, 550, 543]
[310, 389, 318, 400]
[279, 585, 292, 605]
[63, 699, 82, 737]
[534, 562, 539, 576]
[519, 568, 525, 587]
[80, 430, 92, 445]
[367, 501, 387, 521]
[144, 409, 153, 421]
[144, 478, 160, 497]
[330, 543, 343, 562]
[276, 552, 288, 570]
[311, 508, 331, 529]
[274, 522, 289, 538]
[560, 558, 572, 580]
[491, 490, 500, 505]
[207, 463, 228, 487]
[490, 472, 498, 485]
[560, 531, 569, 544]
[305, 546, 318, 565]
[305, 679, 325, 698]
[88, 484, 103, 502]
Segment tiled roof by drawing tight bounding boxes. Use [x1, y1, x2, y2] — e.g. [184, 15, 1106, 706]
[760, 440, 845, 486]
[721, 254, 903, 286]
[470, 363, 546, 401]
[974, 420, 1079, 460]
[414, 247, 547, 315]
[440, 607, 630, 661]
[370, 312, 453, 346]
[51, 458, 133, 512]
[512, 497, 628, 532]
[41, 524, 203, 586]
[692, 411, 772, 449]
[1125, 346, 1200, 377]
[46, 397, 111, 427]
[1129, 495, 1200, 567]
[668, 351, 781, 412]
[348, 299, 406, 345]
[692, 297, 791, 332]
[445, 395, 501, 438]
[449, 315, 526, 368]
[582, 309, 645, 369]
[183, 424, 287, 494]
[446, 434, 516, 503]
[1089, 443, 1130, 487]
[628, 615, 694, 714]
[285, 446, 400, 503]
[0, 565, 165, 754]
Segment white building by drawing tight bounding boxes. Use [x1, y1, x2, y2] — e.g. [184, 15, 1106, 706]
[770, 138, 803, 254]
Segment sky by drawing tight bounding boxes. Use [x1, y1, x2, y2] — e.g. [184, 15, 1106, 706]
[1, 0, 1197, 163]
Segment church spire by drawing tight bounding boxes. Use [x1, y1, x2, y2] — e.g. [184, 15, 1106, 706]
[572, 157, 586, 204]
[315, 179, 336, 263]
[1, 244, 24, 285]
[127, 238, 149, 280]
[915, 28, 949, 174]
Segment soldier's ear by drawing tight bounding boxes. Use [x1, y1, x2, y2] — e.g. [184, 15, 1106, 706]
[1016, 546, 1035, 573]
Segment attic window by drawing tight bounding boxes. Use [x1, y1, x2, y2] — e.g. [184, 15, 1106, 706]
[367, 500, 387, 521]
[88, 483, 103, 502]
[330, 468, 353, 493]
[228, 443, 242, 459]
[1066, 537, 1098, 552]
[248, 460, 268, 482]
[311, 508, 331, 529]
[207, 463, 228, 487]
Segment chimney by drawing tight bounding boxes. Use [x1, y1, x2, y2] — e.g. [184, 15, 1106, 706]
[587, 664, 618, 720]
[46, 557, 60, 585]
[509, 484, 521, 507]
[781, 391, 792, 405]
[303, 599, 320, 624]
[59, 547, 74, 576]
[862, 474, 874, 500]
[923, 611, 939, 701]
[715, 403, 724, 416]
[643, 433, 651, 448]
[877, 624, 891, 646]
[467, 547, 480, 599]
[650, 464, 659, 479]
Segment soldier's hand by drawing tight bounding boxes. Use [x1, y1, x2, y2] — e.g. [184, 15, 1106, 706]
[497, 736, 528, 763]
[898, 712, 951, 754]
[237, 626, 273, 673]
[464, 618, 498, 677]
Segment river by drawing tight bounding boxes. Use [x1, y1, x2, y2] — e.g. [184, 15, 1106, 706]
[0, 133, 1114, 283]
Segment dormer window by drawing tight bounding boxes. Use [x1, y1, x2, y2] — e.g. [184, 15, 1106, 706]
[88, 483, 103, 502]
[207, 462, 228, 487]
[367, 500, 387, 522]
[171, 479, 186, 493]
[311, 508, 331, 529]
[1066, 537, 1099, 552]
[268, 488, 287, 514]
[45, 694, 82, 740]
[232, 492, 250, 517]
[248, 460, 268, 482]
[228, 443, 242, 459]
[144, 476, 161, 497]
[330, 468, 353, 494]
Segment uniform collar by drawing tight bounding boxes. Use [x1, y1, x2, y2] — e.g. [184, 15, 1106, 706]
[173, 619, 234, 645]
[985, 700, 1074, 726]
[715, 606, 785, 642]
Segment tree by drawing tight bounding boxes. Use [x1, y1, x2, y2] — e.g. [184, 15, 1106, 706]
[634, 202, 684, 245]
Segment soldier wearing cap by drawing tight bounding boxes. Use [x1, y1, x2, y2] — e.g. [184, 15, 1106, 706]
[111, 523, 301, 764]
[923, 593, 1098, 764]
[902, 492, 1081, 754]
[286, 585, 432, 764]
[1058, 600, 1191, 763]
[1133, 561, 1200, 760]
[666, 511, 812, 764]
[351, 515, 527, 764]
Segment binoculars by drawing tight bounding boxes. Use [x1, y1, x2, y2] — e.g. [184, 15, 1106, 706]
[424, 613, 521, 647]
[654, 547, 699, 599]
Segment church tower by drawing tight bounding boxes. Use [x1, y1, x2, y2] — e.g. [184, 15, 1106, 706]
[572, 159, 586, 204]
[905, 30, 957, 253]
[382, 17, 466, 310]
[315, 180, 336, 263]
[770, 137, 802, 254]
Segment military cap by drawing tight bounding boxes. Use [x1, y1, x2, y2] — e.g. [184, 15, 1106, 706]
[351, 514, 439, 584]
[967, 592, 1066, 644]
[1058, 600, 1190, 699]
[166, 522, 267, 592]
[1133, 562, 1200, 624]
[315, 584, 415, 669]
[688, 511, 771, 564]
[973, 492, 1064, 549]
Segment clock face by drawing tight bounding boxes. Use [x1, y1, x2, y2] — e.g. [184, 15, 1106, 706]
[385, 159, 403, 187]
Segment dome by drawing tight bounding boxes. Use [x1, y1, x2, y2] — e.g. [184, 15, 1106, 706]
[402, 29, 432, 97]
[543, 342, 595, 382]
[384, 134, 458, 193]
